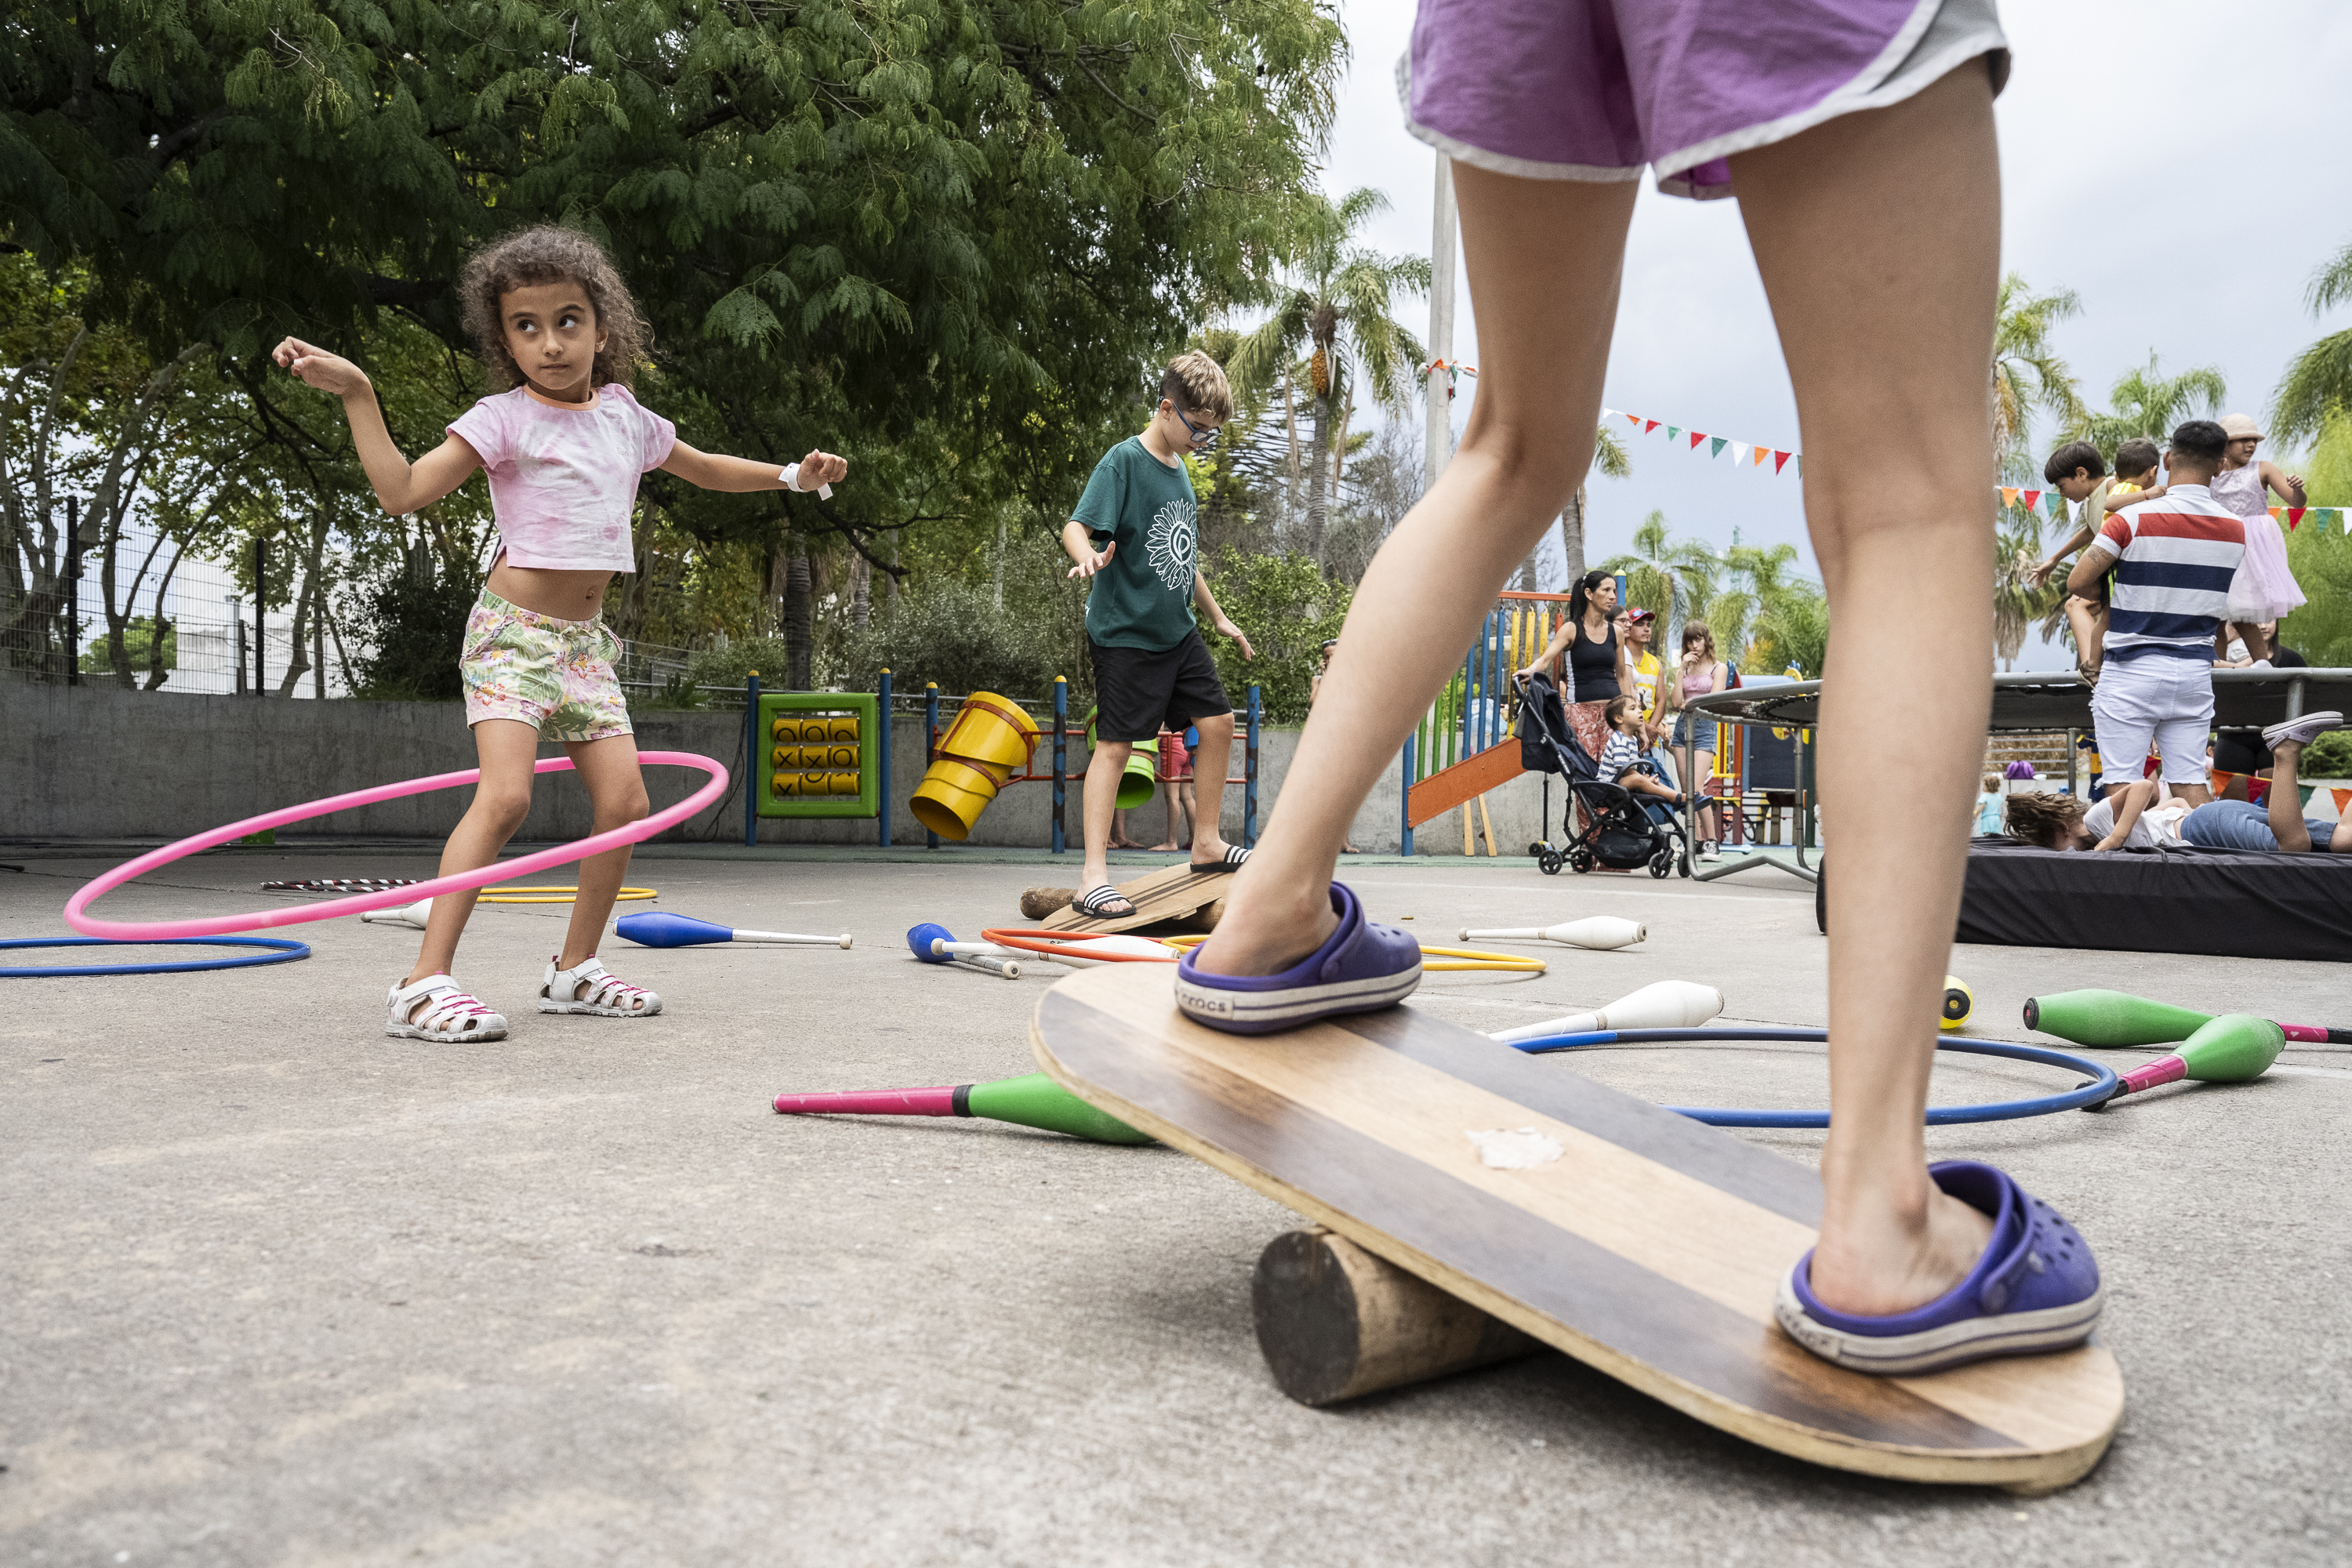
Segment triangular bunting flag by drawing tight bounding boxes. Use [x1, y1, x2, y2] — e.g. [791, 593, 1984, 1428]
[1773, 450, 1792, 474]
[2268, 507, 2283, 521]
[1624, 412, 1642, 427]
[2209, 770, 2239, 797]
[1730, 442, 1749, 465]
[2047, 493, 2065, 518]
[2288, 506, 2307, 529]
[2334, 788, 2352, 815]
[1643, 419, 1661, 435]
[2022, 489, 2041, 509]
[2000, 488, 2018, 507]
[1600, 407, 1617, 419]
[1667, 426, 1680, 441]
[1751, 445, 1770, 468]
[1709, 437, 1727, 458]
[1690, 431, 1706, 449]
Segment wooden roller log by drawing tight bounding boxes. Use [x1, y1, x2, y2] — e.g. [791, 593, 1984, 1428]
[1251, 1227, 1541, 1406]
[1021, 885, 1076, 920]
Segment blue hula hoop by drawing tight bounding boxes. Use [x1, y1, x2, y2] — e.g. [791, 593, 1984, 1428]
[1504, 1026, 2118, 1127]
[0, 936, 312, 978]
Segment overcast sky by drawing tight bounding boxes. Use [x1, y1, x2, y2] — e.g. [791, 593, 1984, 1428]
[1312, 0, 2352, 667]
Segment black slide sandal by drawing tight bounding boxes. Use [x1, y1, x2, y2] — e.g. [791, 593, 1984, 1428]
[1073, 885, 1138, 919]
[1189, 844, 1251, 874]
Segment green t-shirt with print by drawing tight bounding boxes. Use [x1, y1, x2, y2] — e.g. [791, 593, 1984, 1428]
[1073, 436, 1200, 652]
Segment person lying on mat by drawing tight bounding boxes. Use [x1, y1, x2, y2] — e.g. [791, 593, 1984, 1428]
[2006, 713, 2349, 853]
[2003, 780, 2189, 851]
[1597, 695, 1689, 815]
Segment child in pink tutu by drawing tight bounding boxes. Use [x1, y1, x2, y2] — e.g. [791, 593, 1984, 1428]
[2211, 412, 2308, 629]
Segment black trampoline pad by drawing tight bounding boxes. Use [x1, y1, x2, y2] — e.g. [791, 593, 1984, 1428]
[1958, 840, 2352, 962]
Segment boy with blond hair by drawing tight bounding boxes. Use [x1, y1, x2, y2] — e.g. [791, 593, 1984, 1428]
[1062, 351, 1257, 916]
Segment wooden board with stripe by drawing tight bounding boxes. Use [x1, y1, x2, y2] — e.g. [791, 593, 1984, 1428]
[1040, 862, 1231, 935]
[1030, 965, 2123, 1491]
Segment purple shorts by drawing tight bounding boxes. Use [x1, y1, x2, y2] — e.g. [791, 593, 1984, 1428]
[1402, 0, 2008, 201]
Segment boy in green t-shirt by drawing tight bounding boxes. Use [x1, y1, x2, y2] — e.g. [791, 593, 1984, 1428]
[1061, 351, 1257, 916]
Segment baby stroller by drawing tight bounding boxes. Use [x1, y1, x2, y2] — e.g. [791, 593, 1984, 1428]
[1513, 673, 1691, 879]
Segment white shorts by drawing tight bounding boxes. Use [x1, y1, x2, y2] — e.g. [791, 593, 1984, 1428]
[2091, 655, 2213, 786]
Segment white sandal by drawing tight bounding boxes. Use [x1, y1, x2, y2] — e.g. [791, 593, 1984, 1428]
[539, 955, 662, 1018]
[386, 975, 509, 1042]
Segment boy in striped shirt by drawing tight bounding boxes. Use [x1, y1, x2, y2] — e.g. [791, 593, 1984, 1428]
[2067, 420, 2263, 808]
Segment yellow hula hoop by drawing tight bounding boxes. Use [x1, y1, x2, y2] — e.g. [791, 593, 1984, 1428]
[479, 886, 659, 904]
[1159, 935, 1543, 974]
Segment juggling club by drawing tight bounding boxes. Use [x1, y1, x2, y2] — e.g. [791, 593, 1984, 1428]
[1489, 980, 1725, 1044]
[2089, 1014, 2285, 1107]
[2025, 988, 2350, 1047]
[619, 912, 851, 948]
[906, 923, 1022, 979]
[361, 898, 433, 930]
[773, 1072, 1151, 1144]
[1457, 916, 1646, 949]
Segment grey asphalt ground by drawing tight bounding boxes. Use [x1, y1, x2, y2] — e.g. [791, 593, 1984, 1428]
[3, 844, 2347, 1566]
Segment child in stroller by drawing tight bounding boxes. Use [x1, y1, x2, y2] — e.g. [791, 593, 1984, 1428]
[1519, 681, 1691, 877]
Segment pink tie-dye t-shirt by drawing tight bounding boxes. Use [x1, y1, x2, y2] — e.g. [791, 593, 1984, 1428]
[448, 384, 677, 572]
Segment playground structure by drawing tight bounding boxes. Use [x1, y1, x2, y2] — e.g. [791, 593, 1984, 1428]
[1397, 590, 1820, 864]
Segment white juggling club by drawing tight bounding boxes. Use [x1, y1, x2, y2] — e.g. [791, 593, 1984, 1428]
[1489, 981, 1724, 1043]
[1457, 916, 1647, 950]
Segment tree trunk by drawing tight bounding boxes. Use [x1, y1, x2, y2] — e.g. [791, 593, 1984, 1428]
[1555, 486, 1588, 582]
[784, 535, 813, 689]
[991, 512, 1007, 609]
[850, 552, 872, 632]
[1303, 398, 1331, 565]
[1283, 371, 1301, 511]
[277, 513, 332, 697]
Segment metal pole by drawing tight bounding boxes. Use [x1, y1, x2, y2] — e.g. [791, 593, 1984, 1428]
[1400, 734, 1416, 858]
[254, 533, 267, 696]
[1244, 683, 1261, 848]
[877, 670, 893, 848]
[234, 612, 247, 697]
[744, 672, 760, 847]
[1424, 154, 1457, 497]
[64, 495, 79, 686]
[1051, 677, 1068, 855]
[924, 683, 940, 850]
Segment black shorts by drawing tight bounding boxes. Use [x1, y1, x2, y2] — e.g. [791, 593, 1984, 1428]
[2212, 729, 2271, 776]
[1090, 630, 1230, 743]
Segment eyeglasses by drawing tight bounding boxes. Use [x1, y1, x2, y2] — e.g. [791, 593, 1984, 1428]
[1174, 407, 1221, 449]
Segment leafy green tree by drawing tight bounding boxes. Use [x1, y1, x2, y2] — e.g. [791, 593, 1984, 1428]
[1226, 188, 1429, 568]
[2072, 353, 2227, 463]
[1602, 510, 1718, 638]
[2272, 238, 2352, 448]
[1991, 274, 2088, 479]
[1750, 581, 1830, 679]
[1195, 544, 1351, 724]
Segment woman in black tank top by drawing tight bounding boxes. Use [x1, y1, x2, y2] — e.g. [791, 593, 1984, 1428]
[1517, 569, 1632, 759]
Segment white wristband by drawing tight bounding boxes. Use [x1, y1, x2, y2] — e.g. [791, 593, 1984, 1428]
[782, 463, 834, 501]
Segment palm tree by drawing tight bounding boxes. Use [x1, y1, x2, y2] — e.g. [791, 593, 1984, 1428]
[1602, 510, 1718, 635]
[2271, 237, 2352, 448]
[1688, 543, 1799, 667]
[2074, 353, 2227, 456]
[1228, 188, 1430, 568]
[1991, 520, 2056, 670]
[1991, 274, 2089, 479]
[1552, 424, 1632, 583]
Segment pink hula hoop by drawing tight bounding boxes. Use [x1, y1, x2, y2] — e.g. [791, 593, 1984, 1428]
[64, 753, 729, 942]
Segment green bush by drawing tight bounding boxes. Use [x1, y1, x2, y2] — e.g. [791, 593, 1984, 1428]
[81, 616, 174, 674]
[2301, 728, 2352, 778]
[343, 554, 482, 702]
[837, 573, 1080, 707]
[1200, 544, 1352, 724]
[684, 637, 797, 694]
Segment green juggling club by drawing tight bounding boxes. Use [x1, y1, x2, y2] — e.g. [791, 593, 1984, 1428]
[2025, 989, 2348, 1047]
[773, 1072, 1152, 1144]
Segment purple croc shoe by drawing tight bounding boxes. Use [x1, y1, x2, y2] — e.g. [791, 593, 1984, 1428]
[1774, 1161, 2103, 1376]
[1173, 880, 1421, 1035]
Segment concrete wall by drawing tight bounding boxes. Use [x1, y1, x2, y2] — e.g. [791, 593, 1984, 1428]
[3, 683, 1530, 854]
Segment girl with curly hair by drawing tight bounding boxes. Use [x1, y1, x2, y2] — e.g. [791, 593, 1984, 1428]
[274, 225, 848, 1044]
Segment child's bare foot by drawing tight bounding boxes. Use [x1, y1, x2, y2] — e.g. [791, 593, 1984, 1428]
[1146, 840, 1182, 852]
[1806, 1177, 1994, 1317]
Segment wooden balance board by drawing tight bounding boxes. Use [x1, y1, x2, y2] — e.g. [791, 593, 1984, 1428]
[1029, 965, 2123, 1491]
[1039, 861, 1230, 935]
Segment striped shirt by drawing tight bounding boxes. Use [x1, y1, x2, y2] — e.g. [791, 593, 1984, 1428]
[2084, 484, 2245, 662]
[1599, 728, 1644, 779]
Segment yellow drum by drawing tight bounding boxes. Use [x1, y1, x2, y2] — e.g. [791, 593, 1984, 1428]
[909, 691, 1042, 838]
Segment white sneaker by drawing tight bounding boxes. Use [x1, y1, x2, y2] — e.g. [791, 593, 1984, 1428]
[1698, 840, 1721, 862]
[2260, 711, 2343, 750]
[386, 974, 508, 1042]
[539, 955, 663, 1018]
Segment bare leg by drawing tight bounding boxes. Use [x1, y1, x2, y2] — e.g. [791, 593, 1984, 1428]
[1081, 740, 1133, 891]
[2265, 740, 2313, 851]
[1189, 710, 1236, 865]
[2064, 595, 2103, 680]
[1733, 64, 1999, 1314]
[1190, 167, 1640, 971]
[404, 720, 539, 991]
[1693, 752, 1719, 840]
[557, 733, 651, 969]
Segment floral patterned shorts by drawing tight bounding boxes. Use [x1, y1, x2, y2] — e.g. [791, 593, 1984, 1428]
[459, 590, 633, 742]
